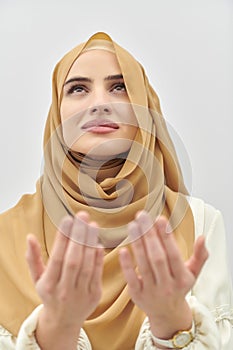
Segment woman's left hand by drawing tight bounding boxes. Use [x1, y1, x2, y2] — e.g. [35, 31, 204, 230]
[119, 211, 209, 338]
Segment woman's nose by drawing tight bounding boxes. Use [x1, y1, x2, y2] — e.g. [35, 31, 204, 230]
[90, 104, 112, 116]
[89, 90, 112, 116]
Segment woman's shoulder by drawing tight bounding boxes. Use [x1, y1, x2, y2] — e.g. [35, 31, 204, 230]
[188, 196, 224, 238]
[0, 189, 41, 236]
[0, 193, 35, 219]
[0, 180, 42, 220]
[189, 196, 220, 213]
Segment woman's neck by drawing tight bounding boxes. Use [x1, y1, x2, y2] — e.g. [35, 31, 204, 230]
[68, 150, 127, 183]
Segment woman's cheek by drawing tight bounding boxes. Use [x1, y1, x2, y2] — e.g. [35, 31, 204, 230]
[60, 106, 86, 148]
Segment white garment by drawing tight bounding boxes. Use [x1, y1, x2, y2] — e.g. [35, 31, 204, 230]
[0, 197, 232, 349]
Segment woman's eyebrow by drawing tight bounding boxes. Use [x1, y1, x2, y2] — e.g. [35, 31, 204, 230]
[64, 74, 124, 87]
[104, 74, 123, 81]
[64, 76, 92, 86]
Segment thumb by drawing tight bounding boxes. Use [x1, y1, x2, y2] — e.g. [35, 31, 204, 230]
[26, 234, 46, 283]
[185, 235, 209, 279]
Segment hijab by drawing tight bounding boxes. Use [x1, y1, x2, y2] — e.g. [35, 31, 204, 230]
[0, 32, 194, 349]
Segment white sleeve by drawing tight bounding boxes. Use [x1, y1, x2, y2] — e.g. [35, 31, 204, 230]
[135, 199, 233, 349]
[0, 305, 92, 350]
[191, 202, 233, 349]
[0, 325, 17, 350]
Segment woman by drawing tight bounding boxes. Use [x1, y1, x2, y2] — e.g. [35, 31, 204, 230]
[0, 32, 232, 349]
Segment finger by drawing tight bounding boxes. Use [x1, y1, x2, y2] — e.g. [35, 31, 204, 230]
[136, 212, 171, 285]
[128, 221, 154, 284]
[45, 215, 73, 287]
[89, 245, 104, 296]
[85, 220, 99, 248]
[119, 247, 141, 294]
[26, 234, 45, 283]
[185, 236, 209, 278]
[69, 211, 89, 245]
[156, 216, 186, 279]
[77, 222, 99, 288]
[59, 213, 89, 288]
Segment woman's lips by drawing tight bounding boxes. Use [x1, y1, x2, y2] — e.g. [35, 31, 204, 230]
[81, 119, 119, 134]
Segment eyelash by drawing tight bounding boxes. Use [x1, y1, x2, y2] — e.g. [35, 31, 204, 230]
[66, 85, 87, 95]
[110, 83, 126, 93]
[66, 83, 126, 95]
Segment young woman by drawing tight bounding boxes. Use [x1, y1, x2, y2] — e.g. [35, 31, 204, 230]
[0, 32, 232, 350]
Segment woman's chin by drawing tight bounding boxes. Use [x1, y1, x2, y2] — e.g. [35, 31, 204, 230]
[69, 139, 133, 160]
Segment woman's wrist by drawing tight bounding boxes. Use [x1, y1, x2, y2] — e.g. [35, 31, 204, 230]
[35, 307, 81, 350]
[148, 300, 193, 340]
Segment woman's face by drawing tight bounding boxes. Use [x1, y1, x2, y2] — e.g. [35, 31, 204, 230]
[60, 49, 138, 158]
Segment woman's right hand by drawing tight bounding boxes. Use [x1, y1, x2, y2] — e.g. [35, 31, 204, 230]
[26, 211, 103, 350]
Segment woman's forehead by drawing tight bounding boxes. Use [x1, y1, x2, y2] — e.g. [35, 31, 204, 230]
[66, 50, 122, 79]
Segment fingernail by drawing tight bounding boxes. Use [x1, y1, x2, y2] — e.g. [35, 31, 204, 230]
[156, 218, 172, 234]
[128, 221, 141, 239]
[59, 216, 73, 237]
[165, 222, 173, 234]
[136, 211, 153, 235]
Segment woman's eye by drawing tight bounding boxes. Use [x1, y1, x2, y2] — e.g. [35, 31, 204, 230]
[111, 83, 126, 93]
[67, 85, 88, 95]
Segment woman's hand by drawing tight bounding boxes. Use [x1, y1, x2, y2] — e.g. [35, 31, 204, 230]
[26, 211, 103, 350]
[119, 211, 209, 340]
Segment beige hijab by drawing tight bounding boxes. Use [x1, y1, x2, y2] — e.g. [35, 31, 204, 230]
[0, 32, 194, 349]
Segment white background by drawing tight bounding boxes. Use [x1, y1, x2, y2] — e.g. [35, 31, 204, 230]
[0, 0, 232, 273]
